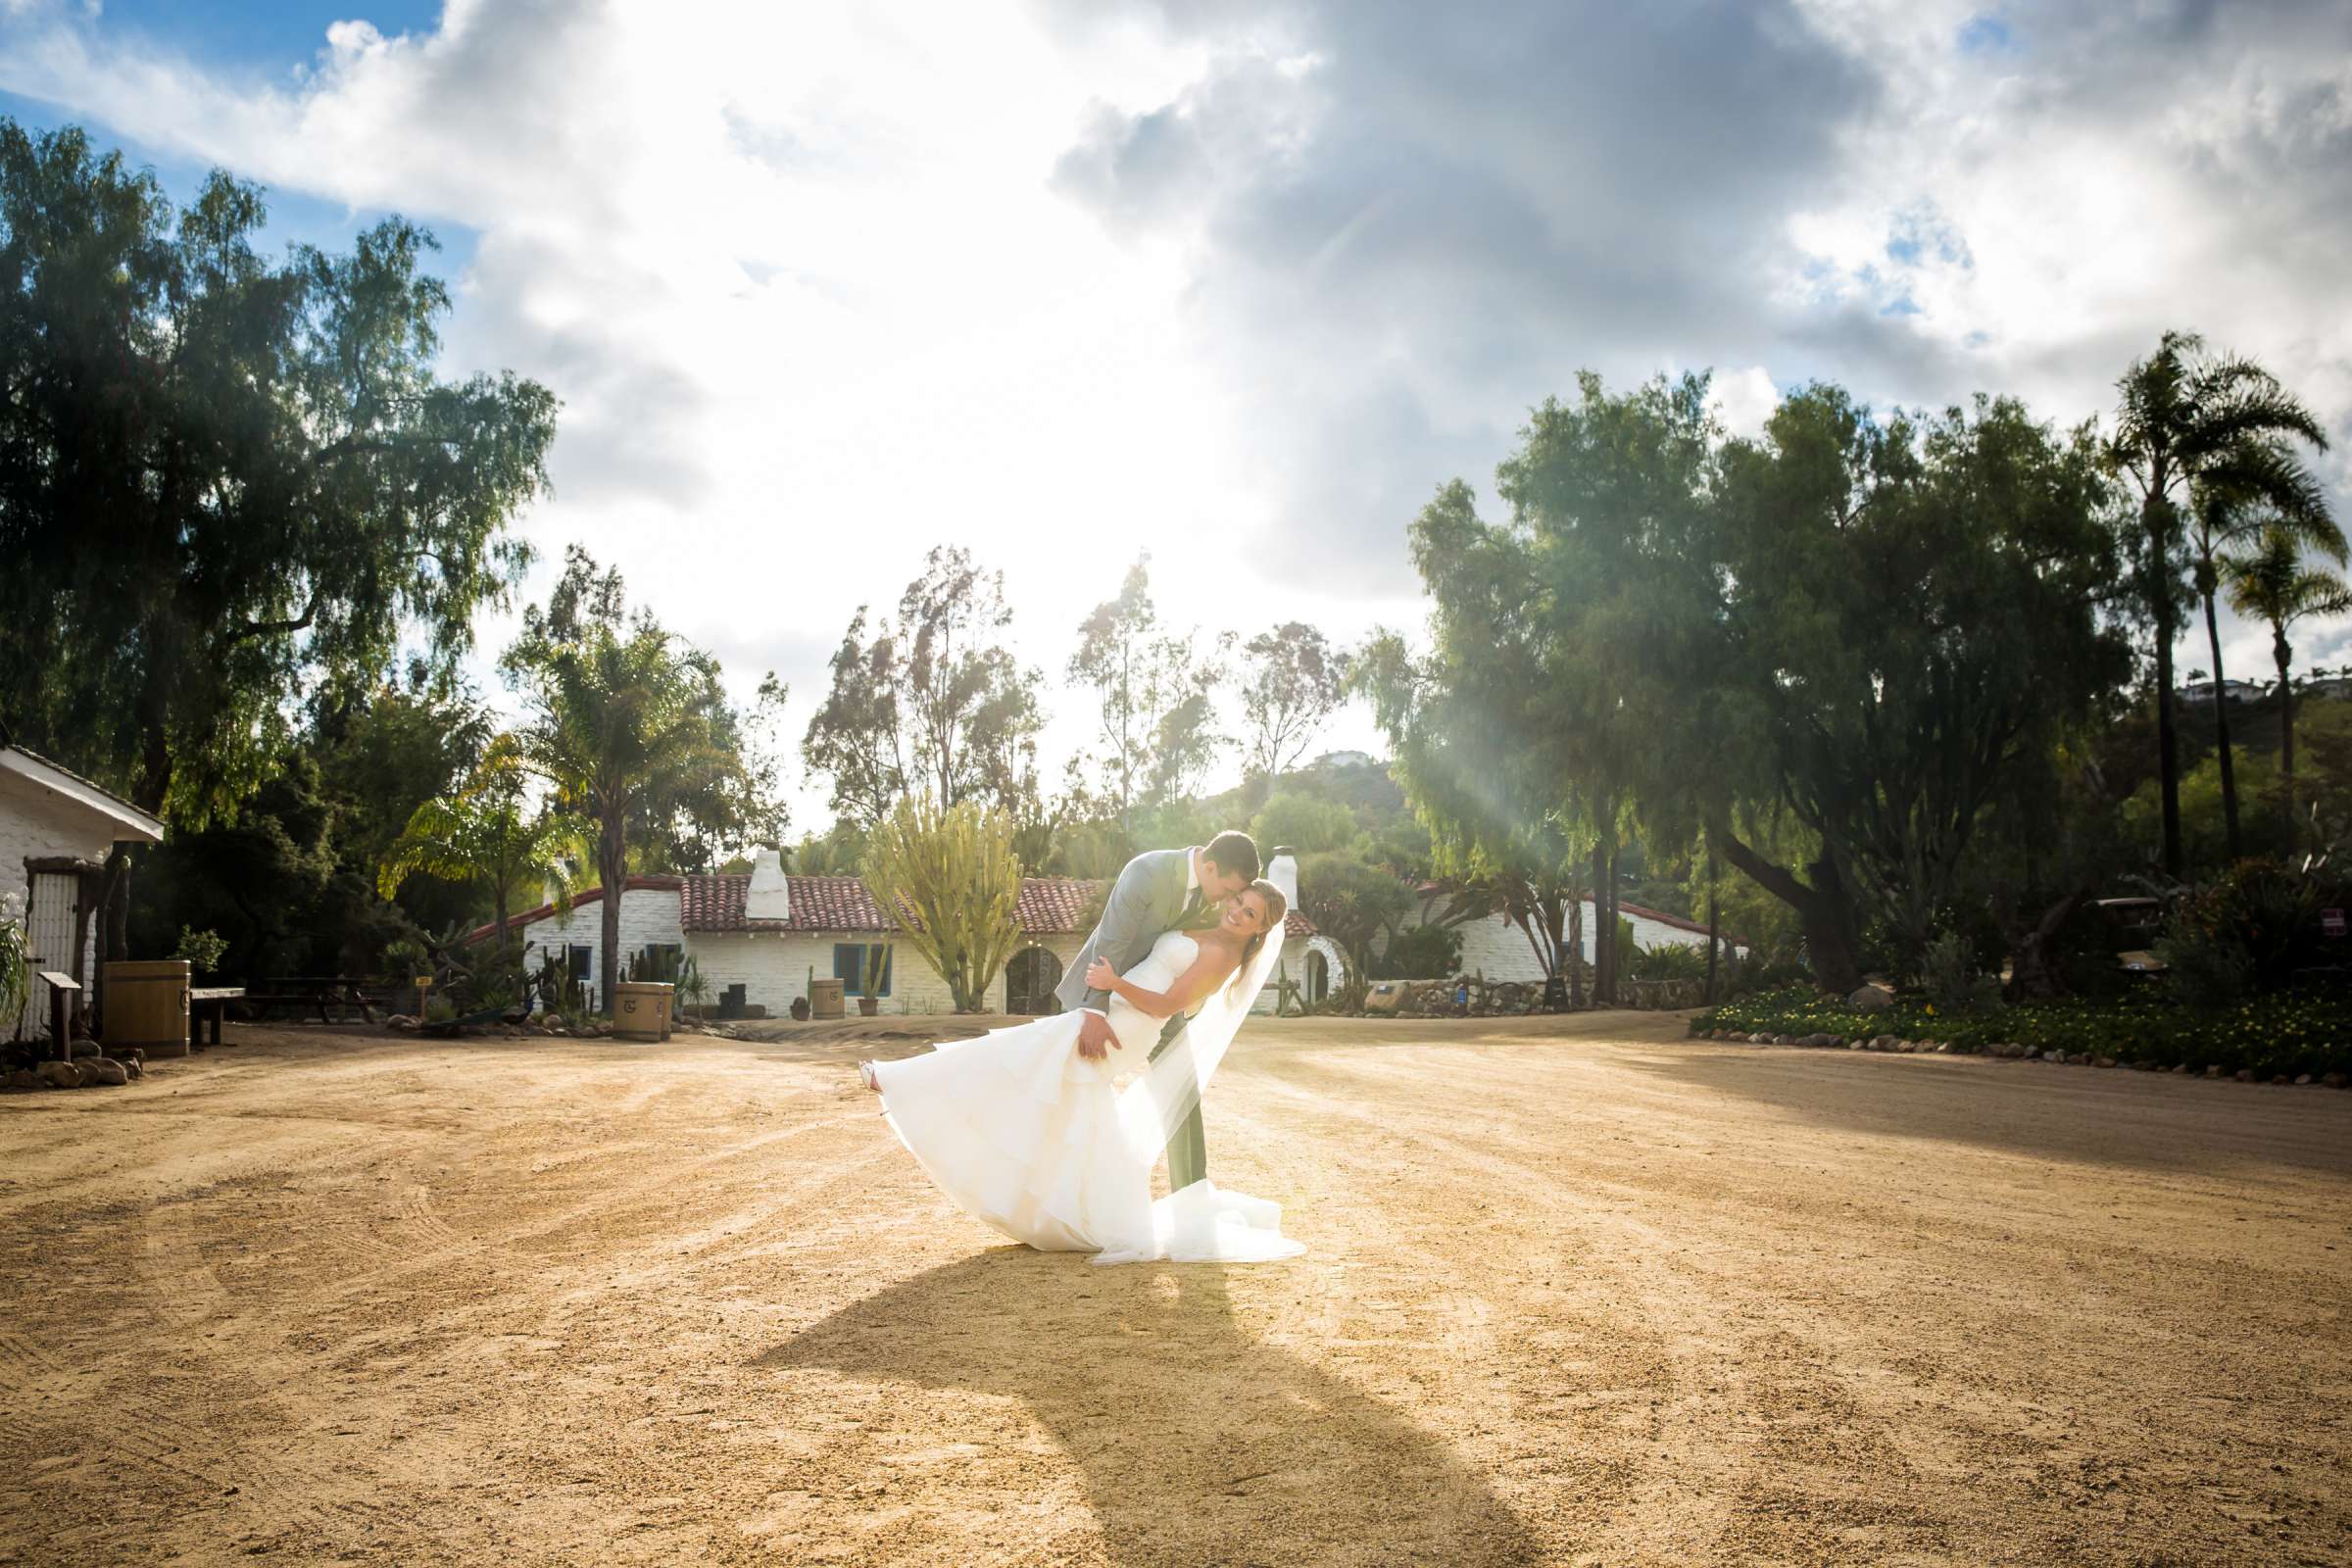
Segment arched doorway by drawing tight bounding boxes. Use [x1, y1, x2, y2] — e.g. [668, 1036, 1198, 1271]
[1004, 947, 1064, 1015]
[1305, 950, 1330, 1006]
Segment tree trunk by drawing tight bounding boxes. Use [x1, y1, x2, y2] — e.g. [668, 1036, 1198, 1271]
[1590, 841, 1610, 1005]
[2148, 496, 2183, 877]
[2000, 887, 2088, 1003]
[1565, 895, 1585, 1007]
[1715, 831, 1865, 993]
[2276, 628, 2297, 835]
[1705, 847, 1720, 1006]
[599, 810, 625, 1015]
[2202, 584, 2241, 860]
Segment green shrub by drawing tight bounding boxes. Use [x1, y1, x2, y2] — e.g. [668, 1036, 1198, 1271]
[1691, 983, 2352, 1079]
[1629, 942, 1709, 982]
[172, 925, 230, 975]
[2154, 858, 2339, 1005]
[1922, 930, 2001, 1014]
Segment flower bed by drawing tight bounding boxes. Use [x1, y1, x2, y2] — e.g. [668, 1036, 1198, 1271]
[1691, 985, 2352, 1081]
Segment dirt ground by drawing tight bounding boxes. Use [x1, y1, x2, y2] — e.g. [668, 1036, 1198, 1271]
[1, 1010, 2347, 1567]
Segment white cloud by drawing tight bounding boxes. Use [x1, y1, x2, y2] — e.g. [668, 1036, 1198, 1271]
[5, 0, 2350, 825]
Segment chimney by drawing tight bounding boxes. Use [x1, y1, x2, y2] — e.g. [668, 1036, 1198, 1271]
[1268, 845, 1298, 909]
[746, 848, 790, 921]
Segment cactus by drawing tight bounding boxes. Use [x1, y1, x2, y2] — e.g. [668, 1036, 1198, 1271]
[860, 796, 1022, 1013]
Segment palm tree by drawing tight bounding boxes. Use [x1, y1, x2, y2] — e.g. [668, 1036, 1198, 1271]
[510, 618, 755, 1013]
[379, 740, 591, 951]
[2224, 524, 2352, 834]
[2184, 440, 2338, 858]
[2109, 331, 2329, 874]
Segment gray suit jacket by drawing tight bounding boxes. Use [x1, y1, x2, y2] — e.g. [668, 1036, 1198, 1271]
[1054, 848, 1200, 1015]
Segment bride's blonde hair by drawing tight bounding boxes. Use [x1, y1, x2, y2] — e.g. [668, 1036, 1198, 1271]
[1224, 879, 1289, 1002]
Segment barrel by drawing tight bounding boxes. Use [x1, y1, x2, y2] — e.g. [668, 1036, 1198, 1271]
[613, 981, 669, 1043]
[105, 959, 191, 1058]
[808, 977, 845, 1020]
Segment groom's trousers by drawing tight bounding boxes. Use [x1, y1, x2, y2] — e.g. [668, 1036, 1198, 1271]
[1148, 1013, 1207, 1190]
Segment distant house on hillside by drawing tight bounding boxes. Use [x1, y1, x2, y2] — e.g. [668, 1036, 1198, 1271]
[471, 851, 1339, 1018]
[2180, 678, 2265, 706]
[2, 743, 167, 1040]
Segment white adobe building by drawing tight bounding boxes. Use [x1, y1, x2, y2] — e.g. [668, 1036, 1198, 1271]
[473, 850, 1340, 1018]
[1381, 890, 1747, 985]
[2, 744, 168, 1040]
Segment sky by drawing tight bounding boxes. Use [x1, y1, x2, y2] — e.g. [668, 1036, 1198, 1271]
[4, 0, 2350, 832]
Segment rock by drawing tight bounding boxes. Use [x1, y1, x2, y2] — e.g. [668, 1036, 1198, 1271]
[2129, 1059, 2151, 1071]
[122, 1056, 142, 1080]
[68, 1038, 99, 1058]
[1848, 984, 1895, 1012]
[1847, 1039, 1865, 1051]
[3, 1069, 38, 1091]
[2234, 1068, 2255, 1083]
[386, 1014, 418, 1031]
[1802, 1033, 1838, 1048]
[2206, 1064, 2225, 1078]
[34, 1059, 81, 1089]
[2325, 1072, 2348, 1089]
[1748, 1033, 1771, 1045]
[1936, 1042, 1952, 1053]
[2294, 1074, 2313, 1086]
[1872, 1034, 1896, 1051]
[1775, 1034, 1795, 1046]
[2270, 1074, 2291, 1086]
[87, 1058, 128, 1086]
[2094, 1055, 2117, 1069]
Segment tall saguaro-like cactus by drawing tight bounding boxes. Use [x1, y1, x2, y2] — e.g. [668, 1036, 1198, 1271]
[860, 798, 1023, 1013]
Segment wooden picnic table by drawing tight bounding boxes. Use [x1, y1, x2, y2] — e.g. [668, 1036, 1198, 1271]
[240, 977, 390, 1025]
[189, 986, 245, 1051]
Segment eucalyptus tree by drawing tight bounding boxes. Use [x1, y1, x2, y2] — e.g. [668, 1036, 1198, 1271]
[803, 546, 1045, 830]
[2225, 524, 2352, 829]
[1067, 556, 1226, 840]
[2108, 331, 2330, 875]
[1239, 622, 1348, 788]
[504, 549, 786, 1010]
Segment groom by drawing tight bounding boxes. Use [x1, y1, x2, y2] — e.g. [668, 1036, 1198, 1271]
[1056, 829, 1261, 1192]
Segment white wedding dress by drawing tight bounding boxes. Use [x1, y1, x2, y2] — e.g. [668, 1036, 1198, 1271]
[872, 928, 1303, 1265]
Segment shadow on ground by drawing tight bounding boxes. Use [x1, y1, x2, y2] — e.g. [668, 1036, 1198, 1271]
[756, 1250, 1543, 1566]
[1618, 1038, 2352, 1177]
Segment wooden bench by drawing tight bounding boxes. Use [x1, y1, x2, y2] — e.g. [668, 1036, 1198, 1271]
[189, 986, 245, 1051]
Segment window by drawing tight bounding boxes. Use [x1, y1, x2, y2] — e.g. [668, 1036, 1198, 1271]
[567, 945, 594, 984]
[833, 942, 894, 997]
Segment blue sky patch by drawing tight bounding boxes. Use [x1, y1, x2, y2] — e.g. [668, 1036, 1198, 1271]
[1956, 14, 2017, 55]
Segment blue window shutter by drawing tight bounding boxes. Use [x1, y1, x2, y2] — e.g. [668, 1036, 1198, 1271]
[834, 943, 860, 996]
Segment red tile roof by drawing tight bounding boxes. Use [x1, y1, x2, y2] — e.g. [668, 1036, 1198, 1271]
[475, 872, 1319, 943]
[460, 875, 684, 947]
[679, 874, 1106, 935]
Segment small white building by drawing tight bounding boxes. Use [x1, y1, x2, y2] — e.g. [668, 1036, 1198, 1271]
[1384, 890, 1747, 986]
[473, 849, 1339, 1018]
[3, 744, 167, 1040]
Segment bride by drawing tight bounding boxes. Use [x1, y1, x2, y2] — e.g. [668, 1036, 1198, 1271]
[858, 871, 1303, 1265]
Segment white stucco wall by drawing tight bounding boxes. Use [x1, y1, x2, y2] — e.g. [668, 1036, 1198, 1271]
[679, 931, 1092, 1017]
[1382, 901, 1746, 985]
[2, 781, 115, 1039]
[510, 887, 686, 994]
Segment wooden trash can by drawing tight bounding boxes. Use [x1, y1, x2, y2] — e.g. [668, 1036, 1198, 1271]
[808, 977, 845, 1020]
[105, 959, 192, 1059]
[613, 981, 669, 1043]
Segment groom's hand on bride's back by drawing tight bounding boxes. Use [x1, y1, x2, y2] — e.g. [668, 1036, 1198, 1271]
[1074, 1009, 1118, 1061]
